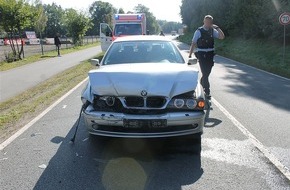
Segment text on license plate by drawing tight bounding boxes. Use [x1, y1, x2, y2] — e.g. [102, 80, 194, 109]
[123, 119, 167, 128]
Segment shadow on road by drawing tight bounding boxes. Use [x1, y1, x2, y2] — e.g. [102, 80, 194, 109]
[175, 40, 290, 113]
[204, 105, 222, 128]
[33, 119, 203, 190]
[205, 108, 222, 128]
[215, 56, 290, 112]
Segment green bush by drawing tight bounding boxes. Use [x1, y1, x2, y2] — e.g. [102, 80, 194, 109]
[179, 33, 290, 78]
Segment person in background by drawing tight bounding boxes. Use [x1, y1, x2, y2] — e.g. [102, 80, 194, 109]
[54, 33, 61, 57]
[188, 15, 225, 99]
[159, 31, 165, 36]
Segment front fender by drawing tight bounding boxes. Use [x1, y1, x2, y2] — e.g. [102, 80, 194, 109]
[81, 81, 94, 103]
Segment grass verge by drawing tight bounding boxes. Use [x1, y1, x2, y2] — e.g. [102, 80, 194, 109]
[0, 42, 100, 71]
[178, 34, 290, 79]
[0, 52, 104, 143]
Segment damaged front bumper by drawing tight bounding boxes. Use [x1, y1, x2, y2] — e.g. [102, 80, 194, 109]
[82, 105, 205, 138]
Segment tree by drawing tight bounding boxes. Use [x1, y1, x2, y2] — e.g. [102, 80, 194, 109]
[179, 0, 290, 41]
[0, 0, 36, 61]
[134, 4, 160, 34]
[34, 4, 48, 55]
[158, 20, 183, 33]
[118, 8, 125, 14]
[86, 1, 116, 36]
[63, 9, 92, 45]
[43, 3, 65, 37]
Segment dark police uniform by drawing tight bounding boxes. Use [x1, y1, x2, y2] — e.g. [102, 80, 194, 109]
[192, 26, 219, 96]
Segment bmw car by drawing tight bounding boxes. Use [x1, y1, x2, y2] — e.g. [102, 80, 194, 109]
[81, 36, 206, 138]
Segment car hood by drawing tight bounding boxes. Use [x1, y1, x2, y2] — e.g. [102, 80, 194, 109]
[88, 63, 198, 98]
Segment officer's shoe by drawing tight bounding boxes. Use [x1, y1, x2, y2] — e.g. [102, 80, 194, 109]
[205, 93, 211, 100]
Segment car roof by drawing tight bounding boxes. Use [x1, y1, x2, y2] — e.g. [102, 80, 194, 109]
[113, 35, 172, 42]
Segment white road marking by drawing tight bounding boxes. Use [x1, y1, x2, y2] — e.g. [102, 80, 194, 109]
[82, 137, 89, 142]
[62, 105, 67, 109]
[0, 77, 88, 151]
[211, 97, 290, 181]
[38, 164, 47, 169]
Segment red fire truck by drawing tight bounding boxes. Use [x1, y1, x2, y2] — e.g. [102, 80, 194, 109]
[100, 13, 146, 51]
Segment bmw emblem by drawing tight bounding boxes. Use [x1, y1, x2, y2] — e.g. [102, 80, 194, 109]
[141, 90, 147, 97]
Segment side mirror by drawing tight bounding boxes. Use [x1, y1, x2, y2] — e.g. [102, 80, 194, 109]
[188, 58, 197, 65]
[90, 59, 100, 67]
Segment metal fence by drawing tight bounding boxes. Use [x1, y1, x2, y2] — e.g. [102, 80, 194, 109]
[0, 36, 99, 62]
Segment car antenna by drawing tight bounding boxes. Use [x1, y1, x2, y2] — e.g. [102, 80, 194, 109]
[70, 101, 90, 144]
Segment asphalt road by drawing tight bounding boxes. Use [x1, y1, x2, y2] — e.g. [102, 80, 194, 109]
[0, 45, 102, 102]
[0, 38, 290, 189]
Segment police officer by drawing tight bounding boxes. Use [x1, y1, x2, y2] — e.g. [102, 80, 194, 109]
[189, 15, 225, 99]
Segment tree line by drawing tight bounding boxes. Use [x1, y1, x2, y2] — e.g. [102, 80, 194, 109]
[180, 0, 290, 41]
[0, 0, 182, 61]
[0, 0, 160, 61]
[0, 0, 168, 39]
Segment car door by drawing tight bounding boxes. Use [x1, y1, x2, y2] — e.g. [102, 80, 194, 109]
[100, 23, 113, 52]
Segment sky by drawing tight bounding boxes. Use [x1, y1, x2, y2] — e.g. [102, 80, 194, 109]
[40, 0, 182, 22]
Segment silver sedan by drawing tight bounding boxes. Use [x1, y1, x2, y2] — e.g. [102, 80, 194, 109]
[81, 36, 206, 138]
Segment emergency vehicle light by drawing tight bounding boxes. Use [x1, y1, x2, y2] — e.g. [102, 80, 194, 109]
[114, 14, 143, 20]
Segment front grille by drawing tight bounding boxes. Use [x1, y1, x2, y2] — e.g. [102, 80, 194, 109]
[93, 96, 169, 114]
[125, 97, 144, 107]
[124, 96, 167, 108]
[147, 96, 167, 108]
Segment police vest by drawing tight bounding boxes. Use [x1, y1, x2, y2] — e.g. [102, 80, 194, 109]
[197, 27, 214, 49]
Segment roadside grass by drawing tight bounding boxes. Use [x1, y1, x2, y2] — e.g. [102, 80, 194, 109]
[178, 34, 290, 79]
[0, 52, 104, 143]
[0, 42, 100, 71]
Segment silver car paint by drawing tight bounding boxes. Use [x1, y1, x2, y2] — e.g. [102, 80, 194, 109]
[83, 104, 204, 138]
[81, 37, 205, 138]
[87, 63, 199, 98]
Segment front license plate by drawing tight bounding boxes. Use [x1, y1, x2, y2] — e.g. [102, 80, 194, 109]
[123, 119, 167, 128]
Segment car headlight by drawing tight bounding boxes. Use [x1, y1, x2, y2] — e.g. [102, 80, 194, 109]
[174, 99, 185, 108]
[105, 96, 115, 106]
[100, 96, 116, 106]
[168, 98, 203, 110]
[186, 99, 197, 109]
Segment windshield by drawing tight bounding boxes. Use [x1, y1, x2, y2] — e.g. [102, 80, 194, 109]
[114, 24, 142, 36]
[102, 40, 185, 65]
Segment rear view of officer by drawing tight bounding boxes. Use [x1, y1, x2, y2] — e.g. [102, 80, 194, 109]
[189, 15, 225, 99]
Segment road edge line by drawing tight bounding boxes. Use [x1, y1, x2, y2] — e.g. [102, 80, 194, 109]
[211, 97, 290, 181]
[0, 77, 88, 151]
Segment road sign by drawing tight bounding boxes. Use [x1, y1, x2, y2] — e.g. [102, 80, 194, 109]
[279, 12, 290, 25]
[279, 13, 290, 65]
